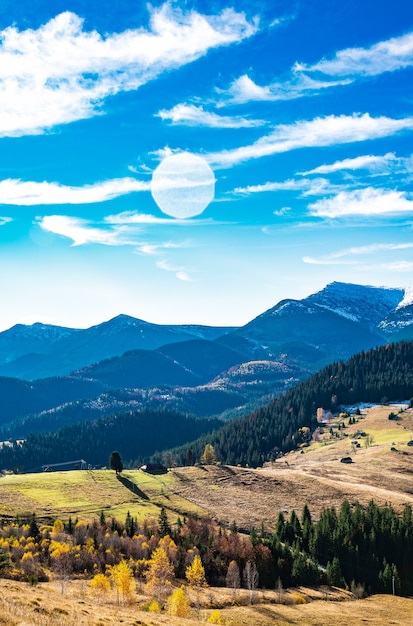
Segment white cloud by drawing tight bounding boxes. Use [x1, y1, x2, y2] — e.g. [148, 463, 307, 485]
[0, 5, 257, 137]
[37, 215, 134, 246]
[309, 187, 413, 218]
[157, 103, 265, 128]
[273, 207, 291, 216]
[220, 73, 349, 104]
[218, 31, 413, 106]
[234, 178, 335, 195]
[300, 153, 398, 175]
[104, 210, 216, 226]
[156, 259, 194, 281]
[379, 261, 413, 272]
[0, 178, 149, 205]
[206, 113, 413, 167]
[0, 216, 12, 225]
[38, 210, 222, 248]
[136, 241, 191, 256]
[176, 271, 193, 282]
[300, 31, 413, 77]
[221, 74, 274, 103]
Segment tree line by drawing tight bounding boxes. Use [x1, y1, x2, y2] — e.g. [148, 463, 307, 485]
[0, 499, 412, 597]
[0, 409, 223, 472]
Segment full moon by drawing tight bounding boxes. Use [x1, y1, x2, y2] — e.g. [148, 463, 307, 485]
[151, 152, 215, 219]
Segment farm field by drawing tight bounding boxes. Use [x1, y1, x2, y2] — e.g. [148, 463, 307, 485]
[0, 467, 205, 524]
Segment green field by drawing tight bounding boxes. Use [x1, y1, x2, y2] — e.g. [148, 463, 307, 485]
[0, 468, 205, 523]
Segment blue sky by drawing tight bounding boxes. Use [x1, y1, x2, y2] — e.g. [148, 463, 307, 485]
[0, 0, 413, 330]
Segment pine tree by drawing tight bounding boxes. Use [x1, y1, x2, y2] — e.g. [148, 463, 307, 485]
[109, 451, 123, 475]
[327, 556, 345, 588]
[158, 507, 171, 537]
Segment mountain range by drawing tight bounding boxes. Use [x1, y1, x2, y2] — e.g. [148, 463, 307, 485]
[1, 281, 412, 438]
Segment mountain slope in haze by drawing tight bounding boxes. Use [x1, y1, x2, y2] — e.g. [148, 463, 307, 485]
[1, 358, 306, 440]
[0, 339, 252, 433]
[0, 315, 236, 380]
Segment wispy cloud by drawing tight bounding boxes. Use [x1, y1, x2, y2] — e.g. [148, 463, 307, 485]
[0, 5, 257, 137]
[38, 209, 222, 247]
[156, 259, 194, 281]
[136, 241, 191, 256]
[300, 153, 398, 175]
[303, 242, 413, 265]
[308, 188, 413, 218]
[218, 31, 413, 106]
[0, 178, 149, 205]
[37, 215, 135, 246]
[234, 177, 336, 196]
[219, 73, 350, 104]
[299, 31, 413, 77]
[157, 103, 265, 128]
[0, 216, 12, 226]
[206, 113, 413, 167]
[104, 210, 217, 226]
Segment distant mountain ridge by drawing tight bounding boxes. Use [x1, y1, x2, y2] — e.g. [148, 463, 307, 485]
[1, 281, 413, 439]
[0, 315, 237, 380]
[1, 282, 411, 381]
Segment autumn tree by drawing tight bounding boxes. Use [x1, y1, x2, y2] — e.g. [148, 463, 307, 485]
[167, 585, 190, 617]
[207, 610, 223, 624]
[186, 554, 207, 618]
[90, 572, 111, 604]
[201, 443, 216, 465]
[108, 560, 134, 604]
[145, 547, 175, 601]
[50, 540, 72, 594]
[226, 560, 240, 600]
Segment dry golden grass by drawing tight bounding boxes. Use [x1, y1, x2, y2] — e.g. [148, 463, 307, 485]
[170, 404, 413, 528]
[0, 578, 412, 626]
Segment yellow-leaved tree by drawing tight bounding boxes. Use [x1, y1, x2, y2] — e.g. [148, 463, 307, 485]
[200, 443, 216, 465]
[145, 547, 175, 602]
[90, 572, 110, 604]
[167, 585, 190, 617]
[207, 609, 223, 624]
[185, 553, 207, 618]
[107, 560, 134, 604]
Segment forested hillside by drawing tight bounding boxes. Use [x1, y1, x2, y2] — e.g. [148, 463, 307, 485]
[167, 341, 413, 467]
[0, 410, 222, 472]
[2, 341, 413, 472]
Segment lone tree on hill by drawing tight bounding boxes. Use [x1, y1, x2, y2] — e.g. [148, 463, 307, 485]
[110, 451, 123, 475]
[201, 443, 216, 465]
